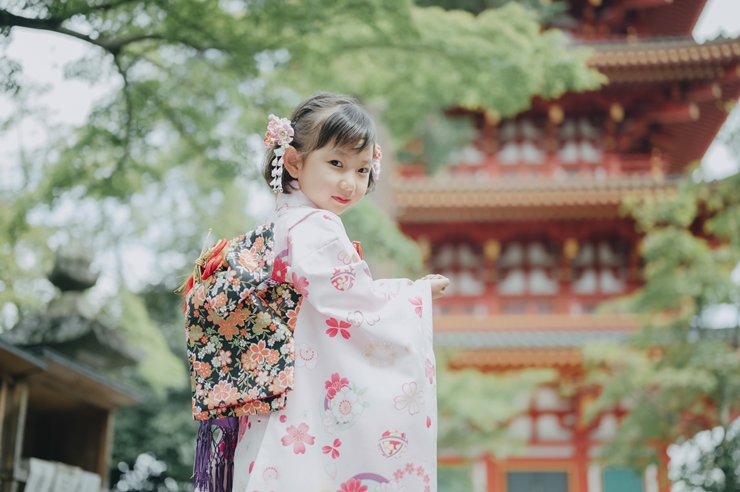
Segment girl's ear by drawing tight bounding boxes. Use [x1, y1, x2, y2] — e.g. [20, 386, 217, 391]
[282, 146, 302, 179]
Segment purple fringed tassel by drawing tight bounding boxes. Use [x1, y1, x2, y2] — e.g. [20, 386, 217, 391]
[193, 418, 239, 492]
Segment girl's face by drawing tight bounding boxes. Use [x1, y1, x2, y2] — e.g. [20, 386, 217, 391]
[284, 142, 373, 215]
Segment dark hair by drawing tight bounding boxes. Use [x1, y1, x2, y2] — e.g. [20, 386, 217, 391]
[262, 92, 378, 194]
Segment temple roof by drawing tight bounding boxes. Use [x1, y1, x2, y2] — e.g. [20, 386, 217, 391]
[437, 322, 739, 370]
[587, 36, 740, 83]
[0, 341, 140, 408]
[448, 348, 584, 369]
[433, 313, 638, 332]
[394, 175, 678, 222]
[435, 313, 637, 369]
[436, 330, 629, 349]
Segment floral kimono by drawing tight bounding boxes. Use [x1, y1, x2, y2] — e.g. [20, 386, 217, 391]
[232, 190, 437, 492]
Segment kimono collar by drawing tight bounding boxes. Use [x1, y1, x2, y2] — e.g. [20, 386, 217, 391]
[275, 185, 318, 212]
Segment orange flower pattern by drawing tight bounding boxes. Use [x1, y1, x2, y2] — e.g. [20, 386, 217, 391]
[185, 223, 303, 420]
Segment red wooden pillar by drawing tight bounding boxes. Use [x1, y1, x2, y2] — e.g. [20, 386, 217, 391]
[659, 446, 672, 492]
[574, 427, 590, 492]
[487, 456, 499, 492]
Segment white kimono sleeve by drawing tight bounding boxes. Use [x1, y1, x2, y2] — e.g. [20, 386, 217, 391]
[287, 213, 432, 327]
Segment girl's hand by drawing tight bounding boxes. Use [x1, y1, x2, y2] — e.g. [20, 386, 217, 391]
[420, 274, 450, 299]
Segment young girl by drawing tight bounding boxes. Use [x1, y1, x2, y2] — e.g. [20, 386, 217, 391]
[232, 92, 449, 492]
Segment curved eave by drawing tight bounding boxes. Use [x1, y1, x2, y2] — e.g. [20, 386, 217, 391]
[589, 38, 740, 69]
[436, 314, 638, 370]
[394, 176, 678, 222]
[585, 37, 740, 84]
[448, 348, 584, 369]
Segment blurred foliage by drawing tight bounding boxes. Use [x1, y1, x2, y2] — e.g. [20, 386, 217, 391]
[0, 0, 601, 481]
[583, 162, 740, 479]
[287, 3, 602, 145]
[667, 422, 740, 492]
[417, 0, 568, 22]
[436, 354, 556, 457]
[111, 281, 199, 484]
[111, 449, 188, 492]
[342, 198, 423, 277]
[720, 103, 740, 168]
[396, 113, 477, 174]
[118, 289, 187, 396]
[438, 464, 474, 492]
[113, 388, 197, 483]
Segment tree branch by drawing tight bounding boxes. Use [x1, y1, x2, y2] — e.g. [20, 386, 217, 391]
[69, 0, 141, 16]
[0, 10, 64, 32]
[0, 9, 162, 55]
[101, 34, 163, 54]
[112, 56, 133, 172]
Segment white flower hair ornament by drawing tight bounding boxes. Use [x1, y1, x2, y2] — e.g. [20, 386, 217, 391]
[263, 114, 294, 193]
[372, 144, 382, 181]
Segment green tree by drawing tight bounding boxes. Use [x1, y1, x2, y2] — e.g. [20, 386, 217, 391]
[583, 165, 740, 488]
[417, 0, 568, 22]
[437, 356, 555, 457]
[1, 0, 601, 215]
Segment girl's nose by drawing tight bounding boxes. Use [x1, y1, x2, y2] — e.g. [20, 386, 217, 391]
[340, 177, 355, 193]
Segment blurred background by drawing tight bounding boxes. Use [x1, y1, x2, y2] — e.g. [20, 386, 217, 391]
[0, 0, 739, 491]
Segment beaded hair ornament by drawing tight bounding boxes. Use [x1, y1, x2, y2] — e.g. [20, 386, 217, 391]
[372, 144, 382, 181]
[264, 114, 382, 193]
[264, 114, 294, 193]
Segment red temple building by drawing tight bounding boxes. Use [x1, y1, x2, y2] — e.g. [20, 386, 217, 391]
[390, 1, 740, 491]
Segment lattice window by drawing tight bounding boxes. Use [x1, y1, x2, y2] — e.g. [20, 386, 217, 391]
[571, 240, 628, 294]
[497, 241, 559, 296]
[432, 241, 485, 297]
[496, 119, 546, 166]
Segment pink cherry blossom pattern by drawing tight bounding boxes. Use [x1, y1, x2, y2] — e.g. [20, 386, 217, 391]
[337, 478, 367, 492]
[322, 438, 342, 459]
[280, 422, 315, 454]
[326, 317, 352, 339]
[325, 373, 349, 399]
[290, 272, 310, 297]
[392, 463, 430, 488]
[409, 296, 423, 318]
[425, 358, 435, 384]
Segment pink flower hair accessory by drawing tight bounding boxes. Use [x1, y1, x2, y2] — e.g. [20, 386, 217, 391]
[372, 144, 382, 180]
[264, 114, 294, 193]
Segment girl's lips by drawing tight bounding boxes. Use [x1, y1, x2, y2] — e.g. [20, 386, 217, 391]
[332, 196, 350, 205]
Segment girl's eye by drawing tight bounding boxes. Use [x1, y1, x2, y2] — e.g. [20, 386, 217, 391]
[330, 160, 342, 168]
[358, 168, 369, 174]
